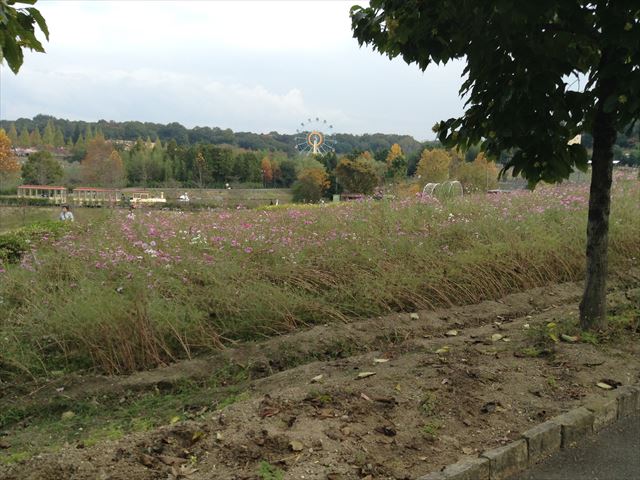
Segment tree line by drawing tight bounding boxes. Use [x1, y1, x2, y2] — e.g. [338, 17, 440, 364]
[1, 125, 499, 201]
[10, 134, 303, 189]
[292, 143, 500, 202]
[0, 115, 426, 156]
[3, 115, 637, 167]
[1, 118, 635, 201]
[2, 120, 635, 201]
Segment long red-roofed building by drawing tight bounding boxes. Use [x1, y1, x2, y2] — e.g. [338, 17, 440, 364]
[17, 185, 68, 204]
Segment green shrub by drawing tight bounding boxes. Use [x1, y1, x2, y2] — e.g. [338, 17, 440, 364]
[292, 168, 329, 203]
[0, 233, 28, 263]
[0, 220, 67, 264]
[0, 197, 55, 207]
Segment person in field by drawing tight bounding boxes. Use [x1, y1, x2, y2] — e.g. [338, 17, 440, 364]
[59, 205, 74, 222]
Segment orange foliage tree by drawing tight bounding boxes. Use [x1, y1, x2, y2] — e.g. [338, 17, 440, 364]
[0, 129, 21, 189]
[261, 157, 273, 186]
[81, 136, 125, 187]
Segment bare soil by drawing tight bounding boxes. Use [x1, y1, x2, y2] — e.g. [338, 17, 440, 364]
[1, 275, 639, 480]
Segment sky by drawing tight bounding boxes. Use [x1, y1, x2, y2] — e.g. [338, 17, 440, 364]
[0, 1, 466, 140]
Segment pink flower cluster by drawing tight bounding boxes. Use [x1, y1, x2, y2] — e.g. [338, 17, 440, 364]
[2, 180, 627, 279]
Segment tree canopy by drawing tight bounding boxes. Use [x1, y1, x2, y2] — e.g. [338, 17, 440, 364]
[292, 167, 330, 202]
[0, 0, 49, 73]
[0, 128, 19, 174]
[335, 154, 379, 194]
[351, 1, 640, 329]
[81, 136, 125, 188]
[21, 150, 63, 185]
[416, 148, 451, 183]
[351, 1, 640, 185]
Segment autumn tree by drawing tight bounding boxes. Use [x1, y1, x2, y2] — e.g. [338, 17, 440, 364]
[0, 129, 20, 190]
[386, 144, 402, 164]
[314, 151, 340, 194]
[292, 167, 330, 202]
[386, 143, 407, 180]
[447, 148, 465, 177]
[416, 149, 451, 183]
[270, 158, 281, 186]
[21, 151, 63, 185]
[453, 153, 499, 193]
[335, 154, 379, 194]
[106, 151, 125, 187]
[81, 136, 125, 187]
[261, 156, 273, 187]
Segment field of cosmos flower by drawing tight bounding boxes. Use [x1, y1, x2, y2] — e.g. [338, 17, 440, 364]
[1, 172, 638, 377]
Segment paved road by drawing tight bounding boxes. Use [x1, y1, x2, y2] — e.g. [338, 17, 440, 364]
[512, 414, 640, 480]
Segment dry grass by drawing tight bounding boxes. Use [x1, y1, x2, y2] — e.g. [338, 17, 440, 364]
[1, 177, 638, 375]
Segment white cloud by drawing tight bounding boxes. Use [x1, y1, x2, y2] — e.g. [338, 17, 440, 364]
[0, 0, 467, 140]
[1, 64, 349, 133]
[38, 1, 355, 53]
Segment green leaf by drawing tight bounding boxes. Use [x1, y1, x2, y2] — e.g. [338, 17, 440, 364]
[349, 0, 637, 191]
[0, 1, 48, 73]
[26, 7, 48, 40]
[18, 29, 44, 52]
[2, 34, 23, 74]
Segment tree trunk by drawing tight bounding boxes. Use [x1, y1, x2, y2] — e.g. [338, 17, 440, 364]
[579, 88, 617, 330]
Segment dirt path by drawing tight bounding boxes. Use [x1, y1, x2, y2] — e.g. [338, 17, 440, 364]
[2, 277, 622, 401]
[1, 277, 639, 480]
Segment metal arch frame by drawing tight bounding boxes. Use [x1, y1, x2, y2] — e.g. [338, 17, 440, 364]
[448, 180, 463, 197]
[422, 183, 439, 196]
[422, 181, 464, 198]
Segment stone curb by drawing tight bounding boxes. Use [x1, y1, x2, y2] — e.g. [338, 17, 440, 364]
[417, 384, 640, 480]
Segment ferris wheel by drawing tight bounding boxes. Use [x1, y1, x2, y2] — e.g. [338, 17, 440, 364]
[295, 117, 337, 156]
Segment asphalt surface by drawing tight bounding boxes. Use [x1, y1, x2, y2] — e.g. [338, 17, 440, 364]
[512, 414, 640, 480]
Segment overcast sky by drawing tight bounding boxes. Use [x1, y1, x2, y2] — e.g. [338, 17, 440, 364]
[0, 1, 466, 140]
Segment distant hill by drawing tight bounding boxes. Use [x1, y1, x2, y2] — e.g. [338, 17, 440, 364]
[0, 114, 426, 155]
